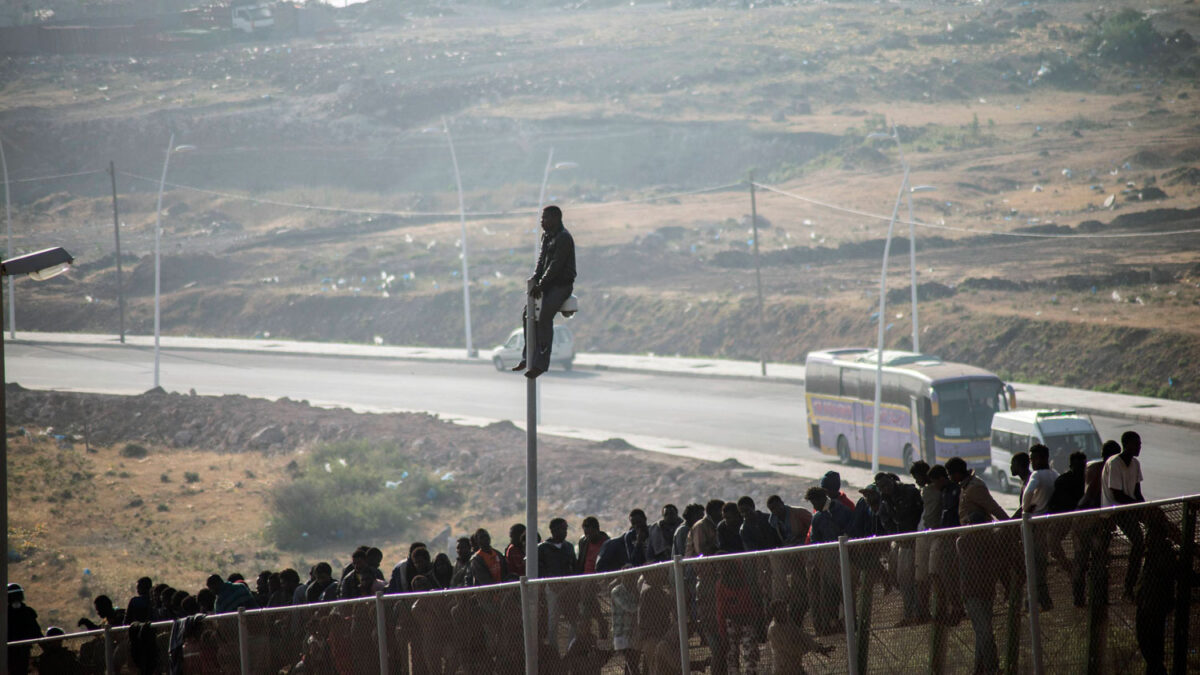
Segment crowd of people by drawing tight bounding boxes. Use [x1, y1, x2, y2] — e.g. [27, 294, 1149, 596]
[8, 430, 1188, 675]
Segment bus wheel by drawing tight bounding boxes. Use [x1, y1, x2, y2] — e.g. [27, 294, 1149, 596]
[902, 444, 914, 470]
[837, 435, 851, 465]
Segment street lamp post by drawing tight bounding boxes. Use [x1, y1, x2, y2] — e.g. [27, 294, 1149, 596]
[870, 167, 910, 475]
[153, 139, 195, 389]
[1, 246, 74, 675]
[442, 117, 476, 358]
[868, 127, 934, 353]
[1, 137, 14, 339]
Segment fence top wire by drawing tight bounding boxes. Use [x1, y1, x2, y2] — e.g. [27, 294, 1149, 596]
[4, 168, 106, 184]
[752, 181, 1200, 240]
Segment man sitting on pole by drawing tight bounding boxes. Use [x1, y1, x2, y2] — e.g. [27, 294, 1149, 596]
[513, 204, 576, 378]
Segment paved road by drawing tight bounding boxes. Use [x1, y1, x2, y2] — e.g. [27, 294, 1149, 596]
[6, 343, 1196, 501]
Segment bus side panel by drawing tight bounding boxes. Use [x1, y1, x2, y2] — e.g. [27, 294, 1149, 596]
[859, 402, 914, 467]
[807, 394, 854, 457]
[934, 438, 990, 471]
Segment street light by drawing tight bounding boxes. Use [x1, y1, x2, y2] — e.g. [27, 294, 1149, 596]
[1, 137, 14, 339]
[153, 137, 193, 389]
[442, 117, 476, 358]
[868, 128, 935, 354]
[1, 245, 74, 675]
[869, 167, 910, 474]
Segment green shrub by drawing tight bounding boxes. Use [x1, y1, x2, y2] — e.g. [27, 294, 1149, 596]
[184, 472, 201, 484]
[120, 444, 149, 459]
[265, 440, 460, 550]
[1089, 9, 1161, 62]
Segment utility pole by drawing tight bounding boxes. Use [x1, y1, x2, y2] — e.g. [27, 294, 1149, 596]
[523, 280, 539, 675]
[749, 171, 766, 376]
[443, 116, 474, 358]
[109, 161, 126, 343]
[1, 137, 13, 339]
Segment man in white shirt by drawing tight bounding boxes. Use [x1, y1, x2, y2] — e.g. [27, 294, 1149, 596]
[1023, 444, 1059, 610]
[1101, 432, 1144, 507]
[1101, 431, 1145, 600]
[1022, 445, 1059, 515]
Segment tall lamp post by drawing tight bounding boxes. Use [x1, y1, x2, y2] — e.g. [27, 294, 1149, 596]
[442, 117, 476, 358]
[1, 137, 14, 339]
[153, 138, 194, 389]
[868, 127, 935, 353]
[532, 152, 576, 421]
[870, 167, 909, 475]
[1, 246, 74, 675]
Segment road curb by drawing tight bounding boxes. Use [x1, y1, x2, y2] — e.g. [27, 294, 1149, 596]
[12, 334, 1198, 430]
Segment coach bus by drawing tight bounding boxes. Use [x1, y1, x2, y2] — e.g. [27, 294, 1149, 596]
[805, 348, 1012, 471]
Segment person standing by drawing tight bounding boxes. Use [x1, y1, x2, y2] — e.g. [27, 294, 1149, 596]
[1022, 444, 1059, 611]
[7, 584, 42, 675]
[1102, 430, 1146, 601]
[512, 205, 576, 378]
[538, 517, 578, 654]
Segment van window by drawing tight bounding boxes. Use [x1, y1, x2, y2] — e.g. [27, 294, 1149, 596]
[1044, 432, 1102, 460]
[991, 429, 1012, 450]
[1011, 434, 1032, 454]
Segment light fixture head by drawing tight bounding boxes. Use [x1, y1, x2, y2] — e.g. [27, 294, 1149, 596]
[1, 247, 74, 279]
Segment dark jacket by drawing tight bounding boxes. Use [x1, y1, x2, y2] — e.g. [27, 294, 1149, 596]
[739, 510, 781, 551]
[1049, 469, 1085, 513]
[809, 508, 843, 544]
[538, 539, 578, 578]
[888, 483, 924, 533]
[594, 536, 628, 572]
[716, 520, 744, 553]
[214, 582, 258, 614]
[576, 531, 610, 574]
[533, 225, 576, 289]
[623, 529, 651, 567]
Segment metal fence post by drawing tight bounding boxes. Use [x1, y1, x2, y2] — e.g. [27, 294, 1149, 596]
[103, 625, 115, 675]
[1020, 513, 1044, 675]
[672, 556, 690, 675]
[520, 576, 534, 675]
[1173, 501, 1196, 675]
[375, 592, 390, 675]
[237, 607, 250, 675]
[838, 535, 859, 675]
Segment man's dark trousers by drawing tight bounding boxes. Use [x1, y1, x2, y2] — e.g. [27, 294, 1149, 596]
[524, 283, 572, 371]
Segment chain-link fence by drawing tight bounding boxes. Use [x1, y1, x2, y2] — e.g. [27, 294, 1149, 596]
[9, 496, 1197, 674]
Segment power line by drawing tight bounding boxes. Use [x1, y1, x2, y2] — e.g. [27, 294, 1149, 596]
[752, 181, 1200, 240]
[6, 169, 105, 184]
[118, 171, 743, 218]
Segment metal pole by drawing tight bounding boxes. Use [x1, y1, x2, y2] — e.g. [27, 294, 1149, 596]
[237, 607, 250, 675]
[0, 287, 7, 675]
[443, 116, 474, 358]
[748, 171, 766, 376]
[524, 279, 539, 675]
[893, 128, 919, 353]
[838, 535, 859, 675]
[1172, 501, 1196, 675]
[375, 592, 389, 675]
[1, 137, 14, 339]
[153, 133, 174, 389]
[1020, 512, 1044, 675]
[103, 625, 116, 675]
[110, 161, 126, 343]
[520, 576, 536, 675]
[534, 147, 553, 424]
[672, 556, 690, 675]
[870, 167, 909, 474]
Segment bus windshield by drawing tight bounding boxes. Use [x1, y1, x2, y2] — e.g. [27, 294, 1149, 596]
[934, 379, 1004, 439]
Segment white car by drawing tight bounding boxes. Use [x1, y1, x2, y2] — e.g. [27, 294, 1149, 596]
[491, 325, 575, 372]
